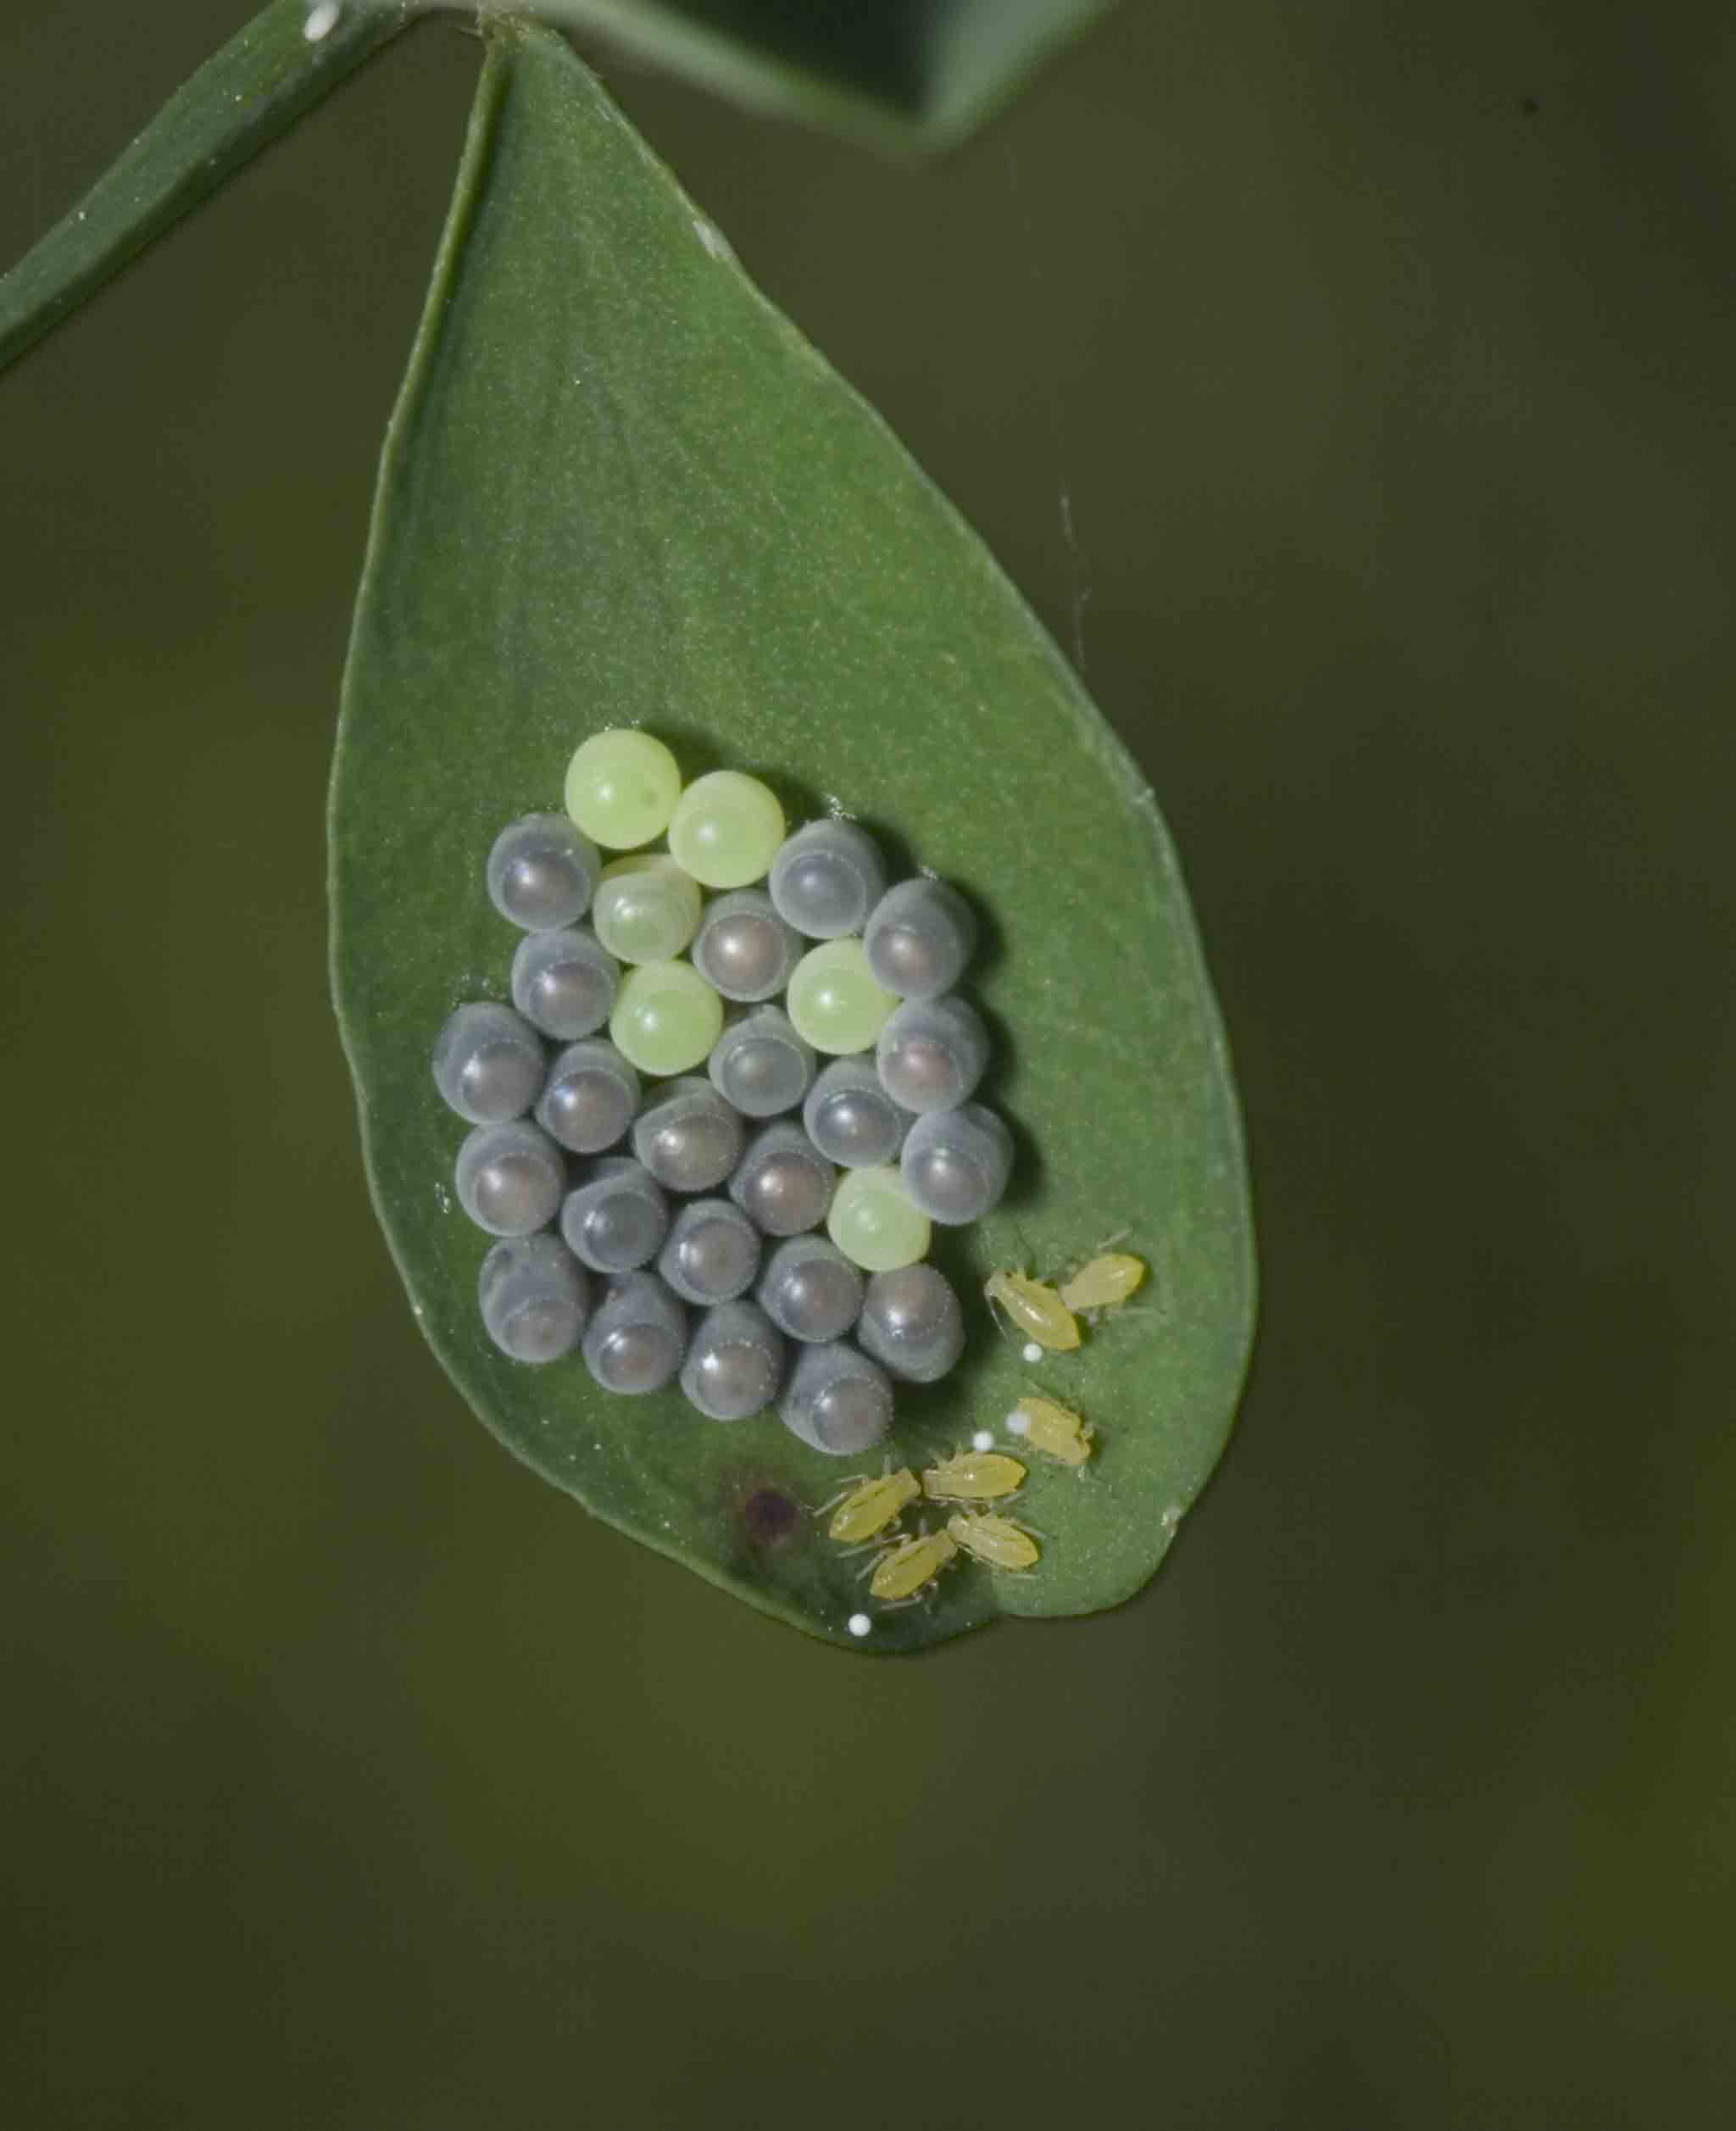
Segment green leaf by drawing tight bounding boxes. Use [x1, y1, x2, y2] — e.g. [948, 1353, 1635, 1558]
[0, 0, 410, 376]
[517, 0, 1120, 150]
[331, 19, 1255, 1651]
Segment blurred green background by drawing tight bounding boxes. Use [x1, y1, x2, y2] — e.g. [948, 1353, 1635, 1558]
[3, 1, 1732, 2123]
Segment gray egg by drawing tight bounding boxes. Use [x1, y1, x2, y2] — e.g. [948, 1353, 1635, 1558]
[729, 1122, 836, 1238]
[856, 1263, 965, 1383]
[680, 1301, 786, 1421]
[690, 889, 802, 1003]
[802, 1054, 909, 1168]
[899, 1103, 1013, 1225]
[559, 1156, 670, 1272]
[708, 1007, 817, 1120]
[769, 819, 887, 939]
[431, 1002, 546, 1125]
[632, 1077, 745, 1193]
[757, 1236, 865, 1344]
[778, 1343, 894, 1456]
[863, 876, 977, 999]
[582, 1271, 687, 1394]
[658, 1198, 763, 1305]
[487, 812, 601, 932]
[455, 1120, 566, 1237]
[478, 1234, 592, 1364]
[510, 926, 620, 1041]
[536, 1038, 640, 1155]
[876, 994, 989, 1115]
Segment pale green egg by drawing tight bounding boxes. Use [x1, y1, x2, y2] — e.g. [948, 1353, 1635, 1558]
[785, 938, 899, 1055]
[565, 729, 682, 849]
[666, 771, 786, 888]
[826, 1163, 932, 1272]
[592, 854, 702, 964]
[609, 960, 724, 1076]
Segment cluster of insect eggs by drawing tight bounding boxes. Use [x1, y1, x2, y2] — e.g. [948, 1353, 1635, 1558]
[431, 728, 1019, 1457]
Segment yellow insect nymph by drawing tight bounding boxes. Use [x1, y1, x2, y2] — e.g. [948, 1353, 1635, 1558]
[1007, 1394, 1095, 1467]
[822, 1467, 920, 1544]
[1058, 1252, 1147, 1314]
[921, 1449, 1027, 1503]
[866, 1528, 959, 1601]
[946, 1511, 1041, 1572]
[983, 1268, 1080, 1352]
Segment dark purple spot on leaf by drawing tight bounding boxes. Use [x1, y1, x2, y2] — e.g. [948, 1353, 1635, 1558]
[742, 1488, 799, 1544]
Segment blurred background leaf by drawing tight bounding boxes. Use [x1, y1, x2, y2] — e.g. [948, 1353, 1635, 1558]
[0, 0, 409, 373]
[0, 0, 1116, 374]
[3, 0, 1733, 2123]
[509, 0, 1119, 146]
